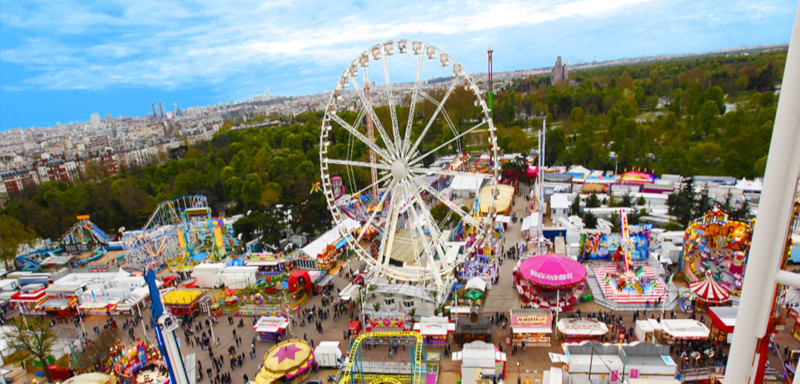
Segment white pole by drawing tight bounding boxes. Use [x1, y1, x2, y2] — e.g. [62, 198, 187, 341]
[136, 301, 147, 340]
[726, 2, 800, 382]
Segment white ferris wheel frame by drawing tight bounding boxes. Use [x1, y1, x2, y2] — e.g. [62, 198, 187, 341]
[319, 40, 500, 290]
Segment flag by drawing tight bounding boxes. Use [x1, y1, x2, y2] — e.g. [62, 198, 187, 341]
[667, 273, 674, 285]
[635, 266, 644, 277]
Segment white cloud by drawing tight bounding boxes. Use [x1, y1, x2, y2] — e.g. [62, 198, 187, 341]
[0, 0, 793, 95]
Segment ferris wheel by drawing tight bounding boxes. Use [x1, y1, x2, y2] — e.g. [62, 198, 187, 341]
[319, 40, 499, 290]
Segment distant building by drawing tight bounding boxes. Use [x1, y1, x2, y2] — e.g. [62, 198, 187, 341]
[159, 102, 166, 119]
[551, 56, 569, 84]
[151, 103, 158, 119]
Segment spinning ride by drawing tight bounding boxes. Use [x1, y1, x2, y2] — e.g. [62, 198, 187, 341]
[682, 207, 753, 294]
[320, 40, 499, 291]
[513, 253, 586, 311]
[253, 339, 314, 384]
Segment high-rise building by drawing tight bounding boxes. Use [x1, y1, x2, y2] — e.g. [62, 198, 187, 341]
[159, 102, 166, 119]
[152, 103, 158, 119]
[551, 56, 570, 84]
[90, 113, 101, 127]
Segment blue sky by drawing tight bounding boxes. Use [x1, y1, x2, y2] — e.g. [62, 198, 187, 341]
[0, 0, 796, 131]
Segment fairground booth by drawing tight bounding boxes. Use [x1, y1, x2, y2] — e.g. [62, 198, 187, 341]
[452, 340, 507, 384]
[659, 319, 710, 344]
[254, 316, 290, 341]
[556, 318, 609, 343]
[162, 289, 205, 316]
[455, 308, 493, 343]
[245, 252, 290, 277]
[634, 319, 663, 343]
[689, 278, 731, 312]
[10, 287, 47, 315]
[510, 308, 553, 346]
[413, 316, 455, 344]
[513, 254, 587, 311]
[708, 306, 737, 343]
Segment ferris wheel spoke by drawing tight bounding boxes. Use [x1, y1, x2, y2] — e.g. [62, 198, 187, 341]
[325, 158, 392, 171]
[402, 50, 426, 154]
[377, 184, 403, 269]
[402, 181, 443, 287]
[350, 173, 393, 200]
[407, 74, 463, 158]
[349, 76, 397, 156]
[381, 52, 401, 154]
[355, 178, 396, 244]
[327, 112, 393, 161]
[409, 166, 493, 181]
[409, 120, 487, 166]
[418, 90, 458, 137]
[417, 182, 480, 227]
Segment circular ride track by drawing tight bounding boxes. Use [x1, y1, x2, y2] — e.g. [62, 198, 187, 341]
[319, 40, 499, 290]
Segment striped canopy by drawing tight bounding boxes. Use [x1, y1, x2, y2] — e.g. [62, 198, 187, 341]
[689, 278, 731, 304]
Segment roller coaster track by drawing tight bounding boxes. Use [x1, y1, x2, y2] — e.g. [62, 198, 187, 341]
[340, 331, 426, 384]
[142, 195, 208, 230]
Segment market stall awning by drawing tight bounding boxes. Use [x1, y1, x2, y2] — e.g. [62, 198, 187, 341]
[413, 317, 455, 336]
[689, 278, 731, 304]
[512, 327, 552, 334]
[466, 277, 488, 292]
[708, 306, 737, 334]
[518, 254, 587, 289]
[254, 316, 290, 333]
[659, 319, 710, 340]
[464, 289, 484, 301]
[162, 289, 205, 306]
[556, 319, 609, 336]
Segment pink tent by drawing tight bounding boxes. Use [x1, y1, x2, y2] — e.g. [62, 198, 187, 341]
[526, 166, 538, 178]
[689, 278, 731, 304]
[518, 254, 587, 289]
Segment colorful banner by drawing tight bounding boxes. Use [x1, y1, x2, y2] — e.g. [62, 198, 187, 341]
[580, 230, 651, 260]
[368, 316, 405, 330]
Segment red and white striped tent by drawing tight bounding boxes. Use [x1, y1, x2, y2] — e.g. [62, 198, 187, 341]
[689, 278, 731, 304]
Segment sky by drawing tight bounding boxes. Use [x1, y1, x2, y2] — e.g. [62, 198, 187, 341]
[0, 0, 796, 131]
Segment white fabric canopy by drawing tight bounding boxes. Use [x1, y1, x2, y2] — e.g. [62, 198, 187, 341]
[466, 277, 488, 292]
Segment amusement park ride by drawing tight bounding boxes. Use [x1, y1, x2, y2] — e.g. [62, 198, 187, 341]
[122, 195, 239, 271]
[319, 40, 500, 301]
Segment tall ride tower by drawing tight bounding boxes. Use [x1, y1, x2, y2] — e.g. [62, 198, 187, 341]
[487, 48, 493, 117]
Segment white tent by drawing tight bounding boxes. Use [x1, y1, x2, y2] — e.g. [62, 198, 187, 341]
[301, 218, 360, 259]
[450, 174, 484, 194]
[659, 319, 710, 340]
[466, 277, 488, 292]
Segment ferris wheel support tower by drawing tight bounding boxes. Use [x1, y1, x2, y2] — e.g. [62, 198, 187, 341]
[725, 2, 800, 383]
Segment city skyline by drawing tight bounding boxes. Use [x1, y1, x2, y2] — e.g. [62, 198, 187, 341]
[0, 0, 796, 131]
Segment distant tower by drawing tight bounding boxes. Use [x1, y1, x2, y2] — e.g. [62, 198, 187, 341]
[487, 48, 493, 117]
[159, 102, 166, 119]
[551, 56, 569, 84]
[152, 103, 158, 119]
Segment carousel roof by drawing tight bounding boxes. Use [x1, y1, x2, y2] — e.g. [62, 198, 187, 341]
[518, 254, 587, 289]
[689, 278, 731, 304]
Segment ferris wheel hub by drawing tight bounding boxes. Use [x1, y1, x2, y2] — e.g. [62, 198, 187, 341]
[391, 160, 409, 180]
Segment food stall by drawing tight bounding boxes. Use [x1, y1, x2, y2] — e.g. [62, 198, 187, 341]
[634, 319, 663, 343]
[708, 306, 737, 343]
[510, 308, 553, 346]
[162, 289, 205, 316]
[556, 318, 609, 343]
[245, 252, 290, 276]
[254, 316, 291, 341]
[413, 316, 455, 344]
[659, 319, 710, 343]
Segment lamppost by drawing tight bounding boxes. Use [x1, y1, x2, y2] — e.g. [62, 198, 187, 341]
[516, 358, 521, 384]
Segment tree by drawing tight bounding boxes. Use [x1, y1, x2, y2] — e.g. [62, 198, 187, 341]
[3, 317, 57, 382]
[582, 211, 598, 229]
[259, 206, 287, 247]
[668, 178, 695, 226]
[586, 193, 601, 208]
[571, 194, 581, 215]
[620, 193, 633, 207]
[0, 215, 37, 271]
[297, 191, 332, 236]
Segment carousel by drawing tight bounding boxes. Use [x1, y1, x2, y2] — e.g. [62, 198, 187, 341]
[109, 339, 167, 384]
[689, 277, 731, 312]
[513, 254, 587, 311]
[253, 339, 314, 384]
